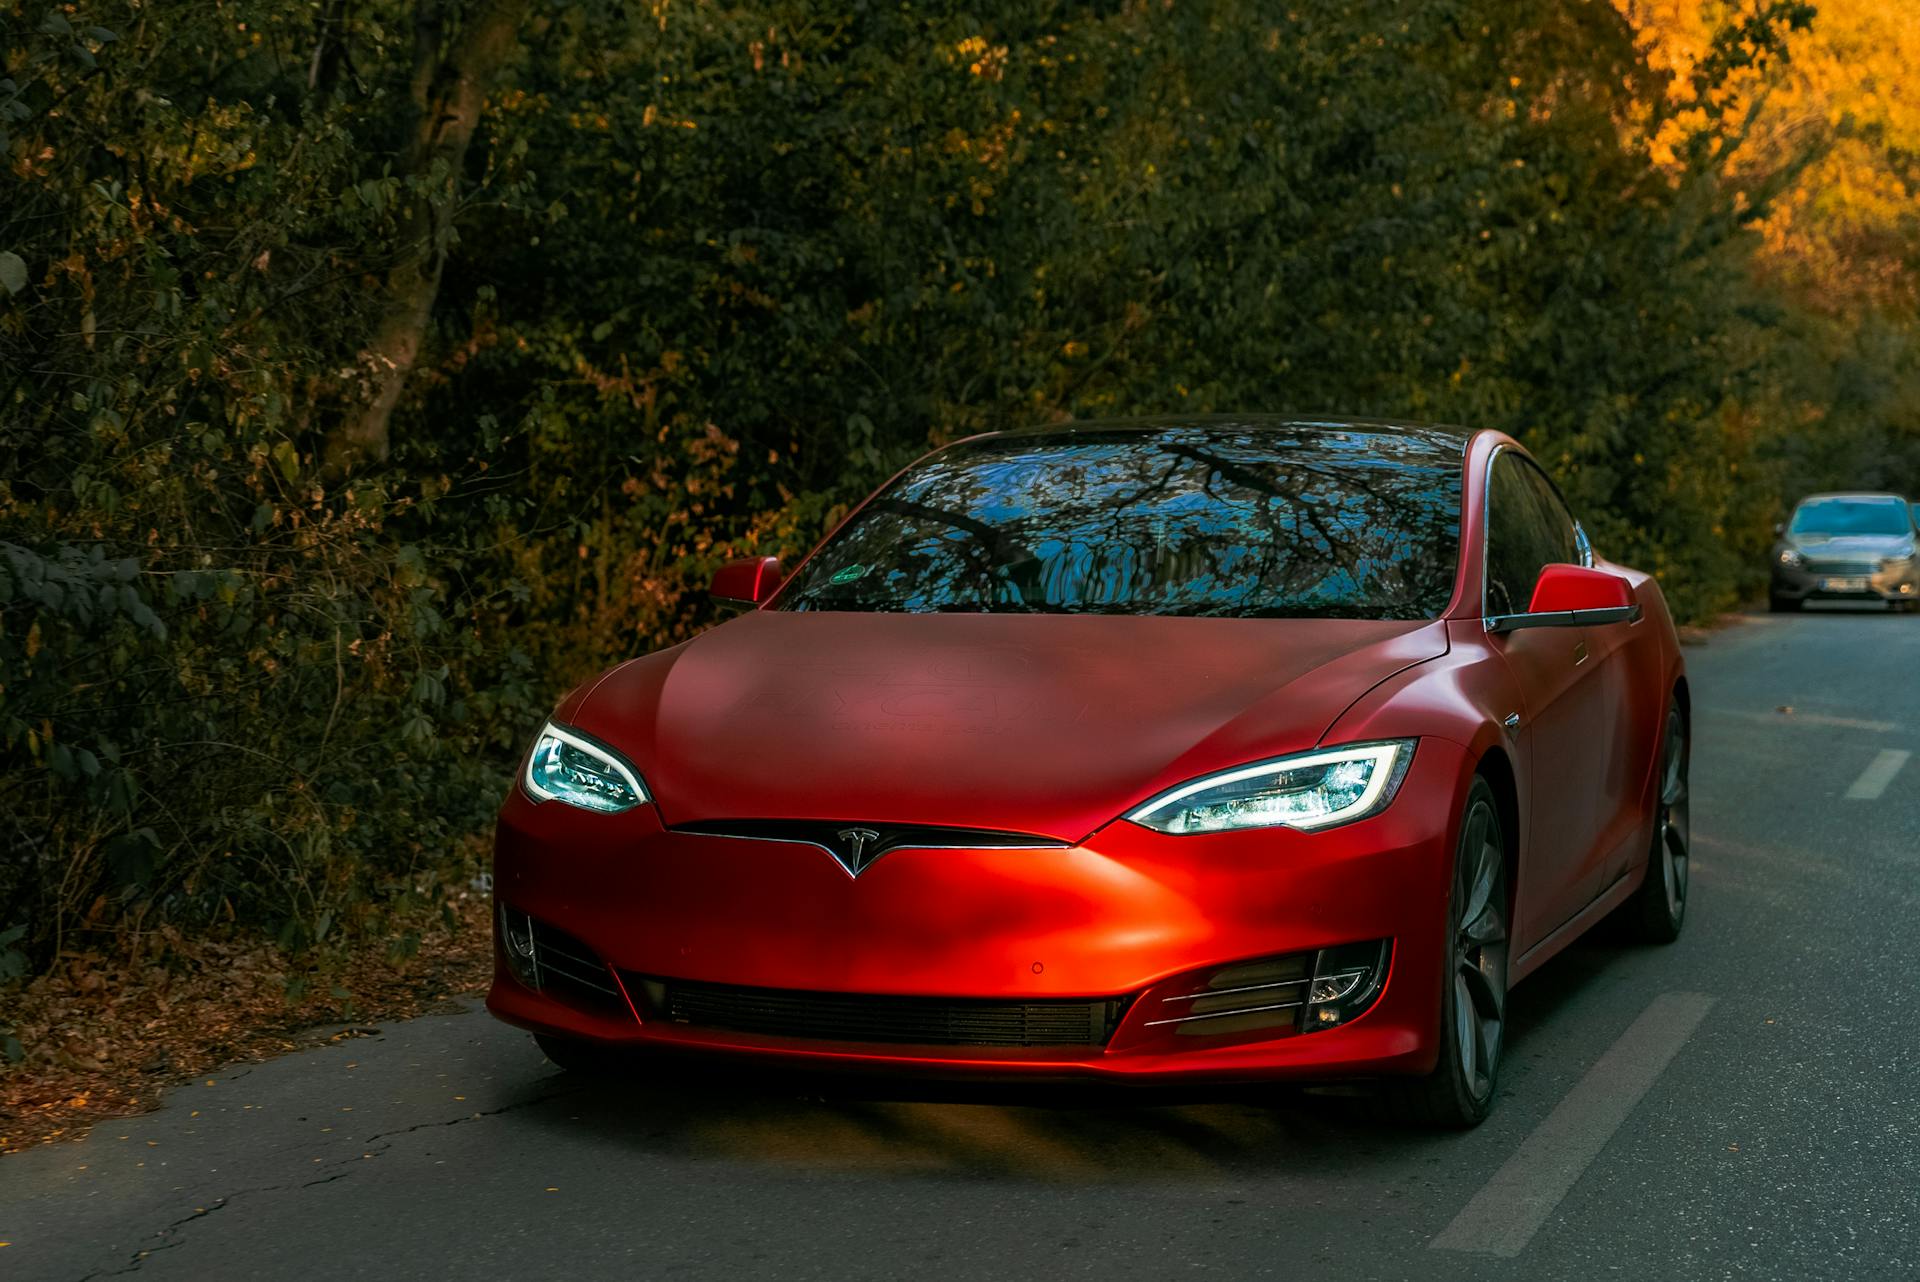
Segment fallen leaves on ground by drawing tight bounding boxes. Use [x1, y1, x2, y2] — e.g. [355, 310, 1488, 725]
[0, 894, 493, 1153]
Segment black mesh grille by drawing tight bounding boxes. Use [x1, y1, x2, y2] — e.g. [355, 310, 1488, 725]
[1804, 559, 1877, 577]
[638, 977, 1129, 1048]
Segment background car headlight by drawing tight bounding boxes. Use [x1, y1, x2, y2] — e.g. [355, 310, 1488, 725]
[1777, 547, 1805, 568]
[1128, 740, 1414, 834]
[523, 722, 648, 812]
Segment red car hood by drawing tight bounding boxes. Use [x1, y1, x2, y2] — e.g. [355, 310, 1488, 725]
[570, 611, 1448, 841]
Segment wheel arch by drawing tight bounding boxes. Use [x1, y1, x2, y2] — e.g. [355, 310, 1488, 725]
[1661, 672, 1691, 816]
[1473, 742, 1521, 918]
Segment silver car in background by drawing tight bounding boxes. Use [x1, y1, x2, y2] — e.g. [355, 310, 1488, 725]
[1770, 493, 1920, 613]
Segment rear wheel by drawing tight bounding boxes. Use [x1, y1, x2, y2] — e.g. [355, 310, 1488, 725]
[1379, 777, 1508, 1128]
[1622, 697, 1689, 943]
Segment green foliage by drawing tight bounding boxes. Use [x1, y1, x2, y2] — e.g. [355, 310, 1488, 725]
[1, 0, 1912, 972]
[0, 0, 533, 966]
[449, 0, 1829, 625]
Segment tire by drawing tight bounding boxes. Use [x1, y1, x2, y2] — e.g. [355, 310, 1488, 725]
[1621, 696, 1690, 944]
[1377, 777, 1509, 1128]
[1768, 594, 1801, 613]
[534, 1032, 630, 1077]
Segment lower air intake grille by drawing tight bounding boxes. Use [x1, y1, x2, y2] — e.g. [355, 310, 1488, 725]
[638, 977, 1129, 1048]
[499, 906, 628, 1015]
[528, 919, 626, 1012]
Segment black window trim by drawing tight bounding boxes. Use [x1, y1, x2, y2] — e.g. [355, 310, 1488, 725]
[1479, 442, 1594, 630]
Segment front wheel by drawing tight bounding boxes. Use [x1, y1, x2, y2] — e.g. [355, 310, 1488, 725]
[1621, 697, 1690, 943]
[1768, 594, 1802, 613]
[1378, 777, 1509, 1128]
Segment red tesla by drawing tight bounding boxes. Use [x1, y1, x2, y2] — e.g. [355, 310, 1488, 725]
[488, 417, 1690, 1125]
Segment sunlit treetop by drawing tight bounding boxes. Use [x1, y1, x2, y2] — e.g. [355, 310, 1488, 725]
[1619, 0, 1920, 315]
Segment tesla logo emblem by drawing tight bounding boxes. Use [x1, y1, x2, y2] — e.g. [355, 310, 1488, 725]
[832, 827, 885, 877]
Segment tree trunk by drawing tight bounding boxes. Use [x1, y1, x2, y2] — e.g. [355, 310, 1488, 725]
[324, 0, 526, 475]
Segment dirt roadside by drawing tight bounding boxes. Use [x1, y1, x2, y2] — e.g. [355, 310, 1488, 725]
[0, 893, 494, 1153]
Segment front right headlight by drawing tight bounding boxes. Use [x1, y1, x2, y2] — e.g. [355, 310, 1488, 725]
[523, 721, 648, 813]
[1777, 547, 1805, 569]
[1127, 740, 1415, 835]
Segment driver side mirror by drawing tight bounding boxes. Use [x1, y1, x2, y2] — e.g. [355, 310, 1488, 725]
[710, 556, 783, 608]
[1488, 564, 1640, 633]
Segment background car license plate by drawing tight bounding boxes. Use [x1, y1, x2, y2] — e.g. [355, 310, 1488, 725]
[1820, 576, 1868, 591]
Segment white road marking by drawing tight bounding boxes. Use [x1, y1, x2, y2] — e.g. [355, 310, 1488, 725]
[1783, 712, 1900, 733]
[1845, 749, 1911, 801]
[1429, 992, 1716, 1258]
[1703, 707, 1899, 734]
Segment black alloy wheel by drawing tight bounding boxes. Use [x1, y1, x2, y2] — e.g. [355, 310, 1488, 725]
[1379, 776, 1509, 1128]
[1623, 696, 1690, 943]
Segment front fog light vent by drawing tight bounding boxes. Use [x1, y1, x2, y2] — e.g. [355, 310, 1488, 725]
[498, 906, 628, 1014]
[1147, 940, 1390, 1037]
[1303, 940, 1390, 1030]
[1310, 967, 1368, 1006]
[501, 908, 540, 988]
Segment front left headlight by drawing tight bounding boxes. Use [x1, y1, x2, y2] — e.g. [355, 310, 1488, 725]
[1127, 740, 1415, 835]
[522, 721, 649, 813]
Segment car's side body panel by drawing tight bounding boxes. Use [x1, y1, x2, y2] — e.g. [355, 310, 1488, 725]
[1590, 561, 1681, 887]
[1494, 621, 1616, 941]
[1342, 432, 1682, 975]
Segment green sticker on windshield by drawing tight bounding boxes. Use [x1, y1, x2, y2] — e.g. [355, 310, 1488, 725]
[829, 563, 867, 585]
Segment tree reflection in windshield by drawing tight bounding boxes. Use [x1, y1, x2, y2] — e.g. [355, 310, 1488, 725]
[777, 422, 1465, 621]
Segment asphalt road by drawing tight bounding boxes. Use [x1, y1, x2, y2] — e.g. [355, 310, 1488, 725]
[5, 605, 1919, 1281]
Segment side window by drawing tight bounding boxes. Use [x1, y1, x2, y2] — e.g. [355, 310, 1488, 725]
[1516, 461, 1581, 568]
[1486, 456, 1538, 617]
[1485, 453, 1580, 616]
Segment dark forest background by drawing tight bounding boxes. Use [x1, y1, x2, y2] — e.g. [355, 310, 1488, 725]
[3, 0, 1917, 987]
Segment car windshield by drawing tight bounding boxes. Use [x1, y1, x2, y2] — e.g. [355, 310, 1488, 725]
[774, 425, 1464, 620]
[1788, 498, 1911, 537]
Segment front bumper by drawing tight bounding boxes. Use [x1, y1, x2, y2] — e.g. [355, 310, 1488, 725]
[485, 737, 1473, 1084]
[1772, 559, 1920, 603]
